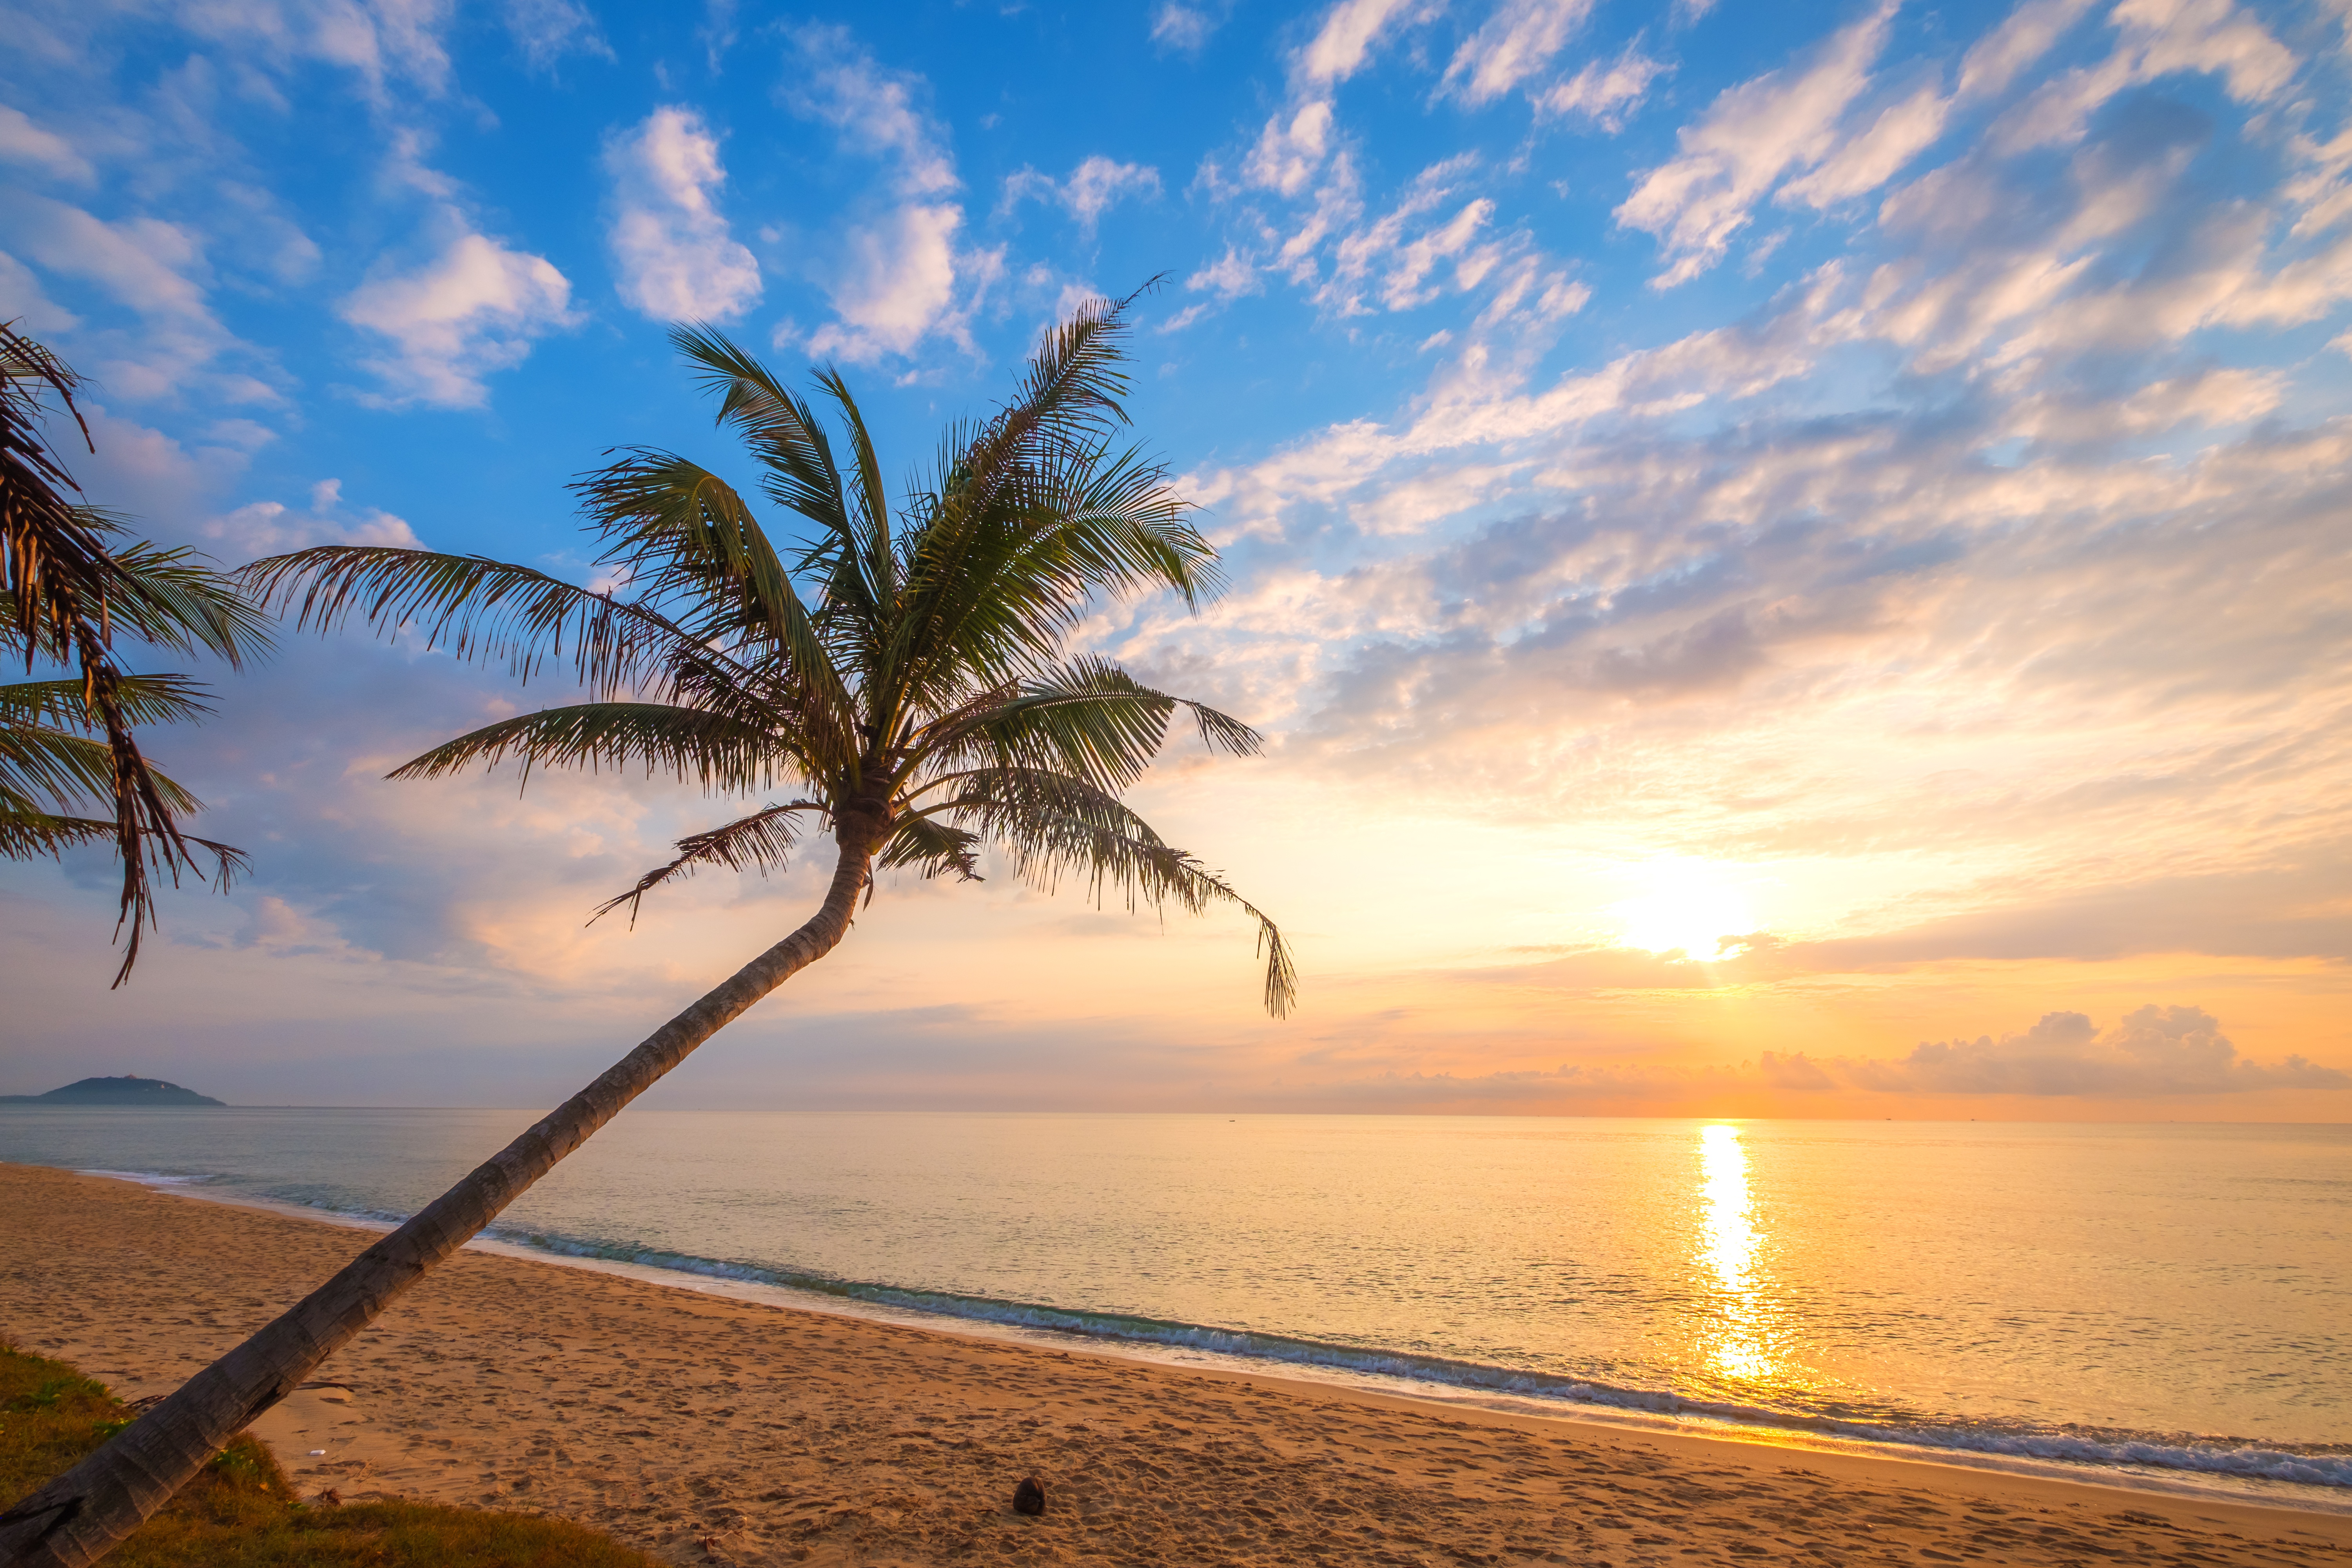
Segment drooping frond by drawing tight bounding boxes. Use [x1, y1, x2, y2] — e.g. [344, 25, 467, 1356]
[240, 546, 706, 700]
[3, 331, 261, 983]
[924, 765, 1296, 1017]
[386, 703, 800, 794]
[0, 809, 247, 889]
[878, 812, 982, 882]
[590, 801, 824, 927]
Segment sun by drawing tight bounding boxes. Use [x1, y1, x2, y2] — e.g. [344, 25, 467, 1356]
[1614, 861, 1756, 960]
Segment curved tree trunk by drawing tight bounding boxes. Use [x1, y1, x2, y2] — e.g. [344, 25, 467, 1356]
[0, 817, 884, 1568]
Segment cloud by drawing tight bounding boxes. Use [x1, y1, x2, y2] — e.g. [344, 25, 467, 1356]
[501, 0, 613, 70]
[1189, 247, 1260, 301]
[1442, 0, 1595, 106]
[780, 26, 976, 363]
[1151, 1, 1229, 54]
[782, 25, 957, 199]
[1298, 0, 1431, 87]
[1956, 0, 2098, 101]
[205, 477, 421, 557]
[1618, 2, 1898, 286]
[803, 204, 964, 363]
[1994, 0, 2297, 153]
[175, 0, 459, 106]
[1837, 1007, 2351, 1095]
[0, 105, 92, 183]
[0, 192, 257, 400]
[603, 106, 761, 322]
[0, 250, 80, 333]
[1245, 100, 1339, 197]
[1003, 156, 1163, 235]
[340, 227, 575, 408]
[1536, 45, 1668, 131]
[1777, 82, 1951, 209]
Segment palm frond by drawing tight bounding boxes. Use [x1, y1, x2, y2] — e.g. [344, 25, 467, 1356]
[910, 657, 1261, 794]
[878, 813, 982, 882]
[931, 765, 1295, 1017]
[567, 450, 859, 768]
[386, 702, 802, 795]
[664, 325, 885, 628]
[0, 673, 216, 731]
[589, 801, 824, 926]
[0, 721, 204, 816]
[0, 808, 113, 859]
[0, 809, 247, 899]
[240, 546, 706, 700]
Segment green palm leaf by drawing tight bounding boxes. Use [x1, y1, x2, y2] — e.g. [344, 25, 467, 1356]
[387, 703, 797, 794]
[590, 801, 823, 926]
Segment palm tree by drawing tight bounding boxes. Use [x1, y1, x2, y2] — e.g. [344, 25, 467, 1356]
[0, 290, 1291, 1568]
[0, 324, 269, 982]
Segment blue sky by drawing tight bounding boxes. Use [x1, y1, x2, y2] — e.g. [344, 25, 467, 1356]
[4, 0, 2350, 1115]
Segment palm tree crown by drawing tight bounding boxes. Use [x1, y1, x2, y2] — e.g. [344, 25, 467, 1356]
[247, 288, 1294, 1012]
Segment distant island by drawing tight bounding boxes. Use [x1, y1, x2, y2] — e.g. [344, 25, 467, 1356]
[0, 1075, 226, 1107]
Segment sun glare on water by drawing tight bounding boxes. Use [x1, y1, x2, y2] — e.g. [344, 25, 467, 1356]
[1697, 1124, 1773, 1382]
[1614, 861, 1756, 959]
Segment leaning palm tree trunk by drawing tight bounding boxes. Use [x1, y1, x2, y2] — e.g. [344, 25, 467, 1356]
[0, 818, 880, 1568]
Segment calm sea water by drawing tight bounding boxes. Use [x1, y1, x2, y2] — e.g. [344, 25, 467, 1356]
[4, 1109, 2345, 1492]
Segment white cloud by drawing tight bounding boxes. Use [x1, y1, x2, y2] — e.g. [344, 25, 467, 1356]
[1442, 0, 1595, 106]
[1004, 156, 1163, 235]
[1473, 255, 1589, 328]
[1537, 45, 1668, 131]
[603, 106, 761, 322]
[1778, 83, 1951, 209]
[176, 0, 459, 106]
[0, 105, 92, 183]
[781, 26, 979, 363]
[1151, 1, 1226, 53]
[0, 193, 255, 399]
[804, 203, 963, 363]
[341, 228, 575, 408]
[1189, 247, 1260, 299]
[1380, 200, 1495, 309]
[1298, 0, 1431, 87]
[206, 477, 422, 556]
[1617, 1, 1898, 286]
[0, 249, 81, 333]
[783, 25, 958, 198]
[501, 0, 613, 70]
[1956, 0, 2098, 101]
[1245, 100, 1338, 196]
[1994, 0, 2297, 153]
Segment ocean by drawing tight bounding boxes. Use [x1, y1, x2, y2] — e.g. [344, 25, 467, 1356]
[4, 1108, 2345, 1502]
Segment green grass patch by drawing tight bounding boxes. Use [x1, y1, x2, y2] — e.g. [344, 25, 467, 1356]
[1, 1340, 656, 1566]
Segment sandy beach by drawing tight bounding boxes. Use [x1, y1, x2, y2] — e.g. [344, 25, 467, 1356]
[4, 1163, 2347, 1568]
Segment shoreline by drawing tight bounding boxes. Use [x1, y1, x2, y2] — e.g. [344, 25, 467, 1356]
[72, 1163, 2352, 1520]
[5, 1163, 2350, 1568]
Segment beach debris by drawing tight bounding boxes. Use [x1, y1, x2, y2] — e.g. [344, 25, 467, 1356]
[306, 1448, 326, 1456]
[1013, 1476, 1046, 1517]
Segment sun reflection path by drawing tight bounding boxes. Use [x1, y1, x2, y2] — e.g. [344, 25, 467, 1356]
[1698, 1124, 1773, 1382]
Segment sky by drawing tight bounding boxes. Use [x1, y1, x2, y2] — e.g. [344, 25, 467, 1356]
[2, 0, 2349, 1118]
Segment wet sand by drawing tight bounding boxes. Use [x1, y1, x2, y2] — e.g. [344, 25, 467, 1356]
[4, 1162, 2347, 1568]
